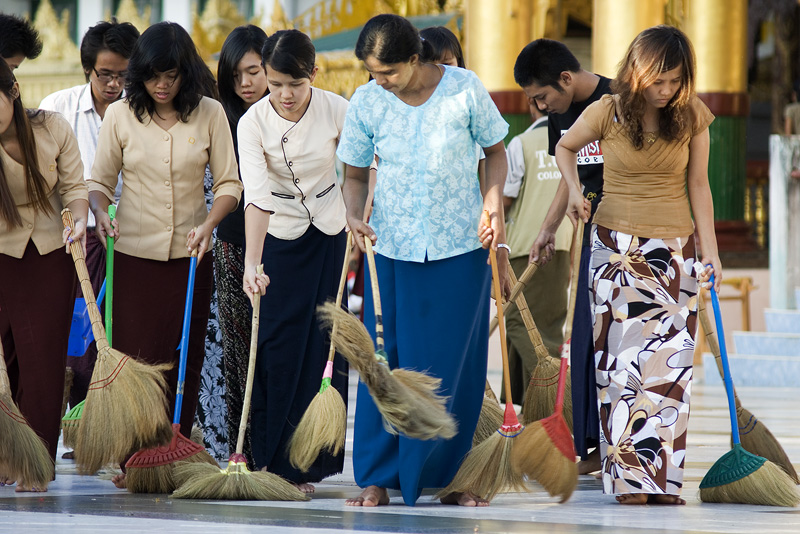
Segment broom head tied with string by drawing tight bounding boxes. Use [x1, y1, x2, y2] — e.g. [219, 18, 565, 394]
[172, 453, 309, 501]
[436, 403, 527, 501]
[522, 355, 573, 430]
[0, 347, 54, 489]
[318, 302, 456, 440]
[61, 208, 173, 475]
[736, 405, 799, 484]
[699, 444, 799, 506]
[473, 394, 504, 447]
[288, 369, 347, 472]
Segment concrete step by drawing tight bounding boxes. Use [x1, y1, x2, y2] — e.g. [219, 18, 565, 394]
[764, 308, 800, 334]
[701, 353, 800, 387]
[733, 331, 800, 356]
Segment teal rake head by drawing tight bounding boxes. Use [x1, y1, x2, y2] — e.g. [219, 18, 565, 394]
[700, 444, 766, 489]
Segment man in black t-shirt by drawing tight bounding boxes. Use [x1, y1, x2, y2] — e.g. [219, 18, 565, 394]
[513, 39, 612, 475]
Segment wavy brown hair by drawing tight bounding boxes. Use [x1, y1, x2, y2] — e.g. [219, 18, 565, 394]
[610, 25, 696, 150]
[0, 58, 50, 228]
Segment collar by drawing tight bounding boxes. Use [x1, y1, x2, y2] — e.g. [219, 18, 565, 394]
[531, 116, 548, 129]
[78, 83, 126, 115]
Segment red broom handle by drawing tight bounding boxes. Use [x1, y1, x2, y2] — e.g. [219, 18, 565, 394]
[555, 219, 585, 413]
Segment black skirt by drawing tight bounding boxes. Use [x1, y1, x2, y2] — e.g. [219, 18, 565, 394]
[250, 225, 348, 483]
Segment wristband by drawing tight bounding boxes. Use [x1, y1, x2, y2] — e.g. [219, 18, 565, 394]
[497, 243, 511, 254]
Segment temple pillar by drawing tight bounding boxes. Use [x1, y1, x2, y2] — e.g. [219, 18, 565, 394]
[684, 0, 752, 252]
[591, 0, 664, 78]
[465, 0, 533, 142]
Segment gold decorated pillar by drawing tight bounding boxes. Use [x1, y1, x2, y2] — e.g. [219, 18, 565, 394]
[685, 0, 752, 251]
[591, 0, 664, 78]
[466, 0, 534, 142]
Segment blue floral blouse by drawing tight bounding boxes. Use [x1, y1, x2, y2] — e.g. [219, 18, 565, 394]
[337, 66, 509, 262]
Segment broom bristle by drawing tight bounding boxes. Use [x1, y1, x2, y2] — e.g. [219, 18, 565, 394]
[436, 430, 528, 502]
[511, 419, 578, 503]
[190, 425, 206, 446]
[127, 449, 218, 494]
[699, 459, 800, 507]
[75, 347, 173, 475]
[318, 303, 457, 440]
[473, 395, 504, 447]
[736, 406, 799, 484]
[172, 457, 309, 501]
[0, 395, 55, 489]
[288, 385, 347, 472]
[521, 356, 572, 430]
[61, 400, 85, 449]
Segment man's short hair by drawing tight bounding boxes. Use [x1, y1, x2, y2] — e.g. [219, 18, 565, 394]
[80, 18, 140, 81]
[514, 39, 580, 89]
[0, 13, 43, 60]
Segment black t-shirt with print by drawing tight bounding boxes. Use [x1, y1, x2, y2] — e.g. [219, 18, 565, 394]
[548, 75, 612, 245]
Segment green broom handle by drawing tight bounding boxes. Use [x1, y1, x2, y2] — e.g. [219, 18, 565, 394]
[237, 264, 262, 456]
[364, 236, 385, 353]
[556, 219, 584, 412]
[708, 273, 741, 445]
[105, 205, 115, 345]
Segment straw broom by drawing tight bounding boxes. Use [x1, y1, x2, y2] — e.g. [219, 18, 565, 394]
[317, 247, 456, 441]
[0, 338, 55, 490]
[509, 220, 584, 503]
[509, 264, 573, 429]
[699, 275, 799, 506]
[61, 209, 172, 475]
[63, 206, 114, 451]
[172, 265, 309, 501]
[697, 294, 799, 483]
[288, 232, 352, 472]
[126, 249, 218, 493]
[435, 212, 528, 502]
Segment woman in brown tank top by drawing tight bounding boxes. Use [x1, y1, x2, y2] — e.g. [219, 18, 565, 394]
[555, 25, 720, 505]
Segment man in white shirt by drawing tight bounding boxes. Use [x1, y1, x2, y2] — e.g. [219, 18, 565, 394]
[501, 103, 572, 405]
[38, 19, 139, 443]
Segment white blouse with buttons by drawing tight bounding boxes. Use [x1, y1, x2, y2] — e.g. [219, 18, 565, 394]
[237, 87, 348, 240]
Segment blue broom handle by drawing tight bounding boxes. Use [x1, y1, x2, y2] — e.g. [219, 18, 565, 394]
[173, 250, 197, 425]
[708, 273, 741, 445]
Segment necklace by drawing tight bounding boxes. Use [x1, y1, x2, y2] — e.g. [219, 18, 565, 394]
[644, 131, 658, 145]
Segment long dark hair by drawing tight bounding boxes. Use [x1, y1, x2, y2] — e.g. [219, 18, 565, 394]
[355, 14, 432, 65]
[217, 25, 268, 128]
[0, 58, 50, 228]
[124, 22, 217, 123]
[611, 25, 696, 149]
[419, 26, 465, 68]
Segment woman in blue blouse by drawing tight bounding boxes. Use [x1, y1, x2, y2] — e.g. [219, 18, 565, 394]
[337, 14, 510, 507]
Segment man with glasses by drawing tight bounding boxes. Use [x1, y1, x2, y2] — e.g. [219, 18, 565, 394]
[39, 20, 140, 455]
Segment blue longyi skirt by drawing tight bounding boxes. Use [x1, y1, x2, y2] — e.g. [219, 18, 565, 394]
[354, 248, 491, 506]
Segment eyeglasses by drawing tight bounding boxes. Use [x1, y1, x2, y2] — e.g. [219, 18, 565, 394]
[92, 68, 127, 84]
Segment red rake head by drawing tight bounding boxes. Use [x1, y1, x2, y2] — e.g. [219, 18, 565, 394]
[541, 412, 576, 460]
[125, 424, 206, 468]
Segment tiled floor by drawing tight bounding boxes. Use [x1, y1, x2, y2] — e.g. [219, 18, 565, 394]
[2, 371, 799, 534]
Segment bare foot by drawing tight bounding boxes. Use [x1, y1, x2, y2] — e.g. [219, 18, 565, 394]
[111, 474, 127, 489]
[440, 491, 490, 507]
[0, 476, 15, 486]
[61, 451, 75, 460]
[15, 484, 47, 493]
[648, 494, 686, 505]
[345, 485, 389, 507]
[293, 482, 315, 494]
[578, 449, 601, 475]
[616, 493, 648, 504]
